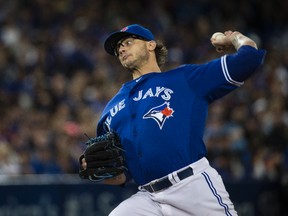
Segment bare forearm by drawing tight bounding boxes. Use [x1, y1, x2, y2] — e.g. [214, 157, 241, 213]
[230, 31, 257, 50]
[211, 30, 258, 53]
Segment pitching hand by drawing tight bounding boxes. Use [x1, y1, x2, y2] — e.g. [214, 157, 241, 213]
[210, 31, 236, 53]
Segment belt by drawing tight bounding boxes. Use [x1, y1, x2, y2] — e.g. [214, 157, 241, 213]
[141, 167, 194, 193]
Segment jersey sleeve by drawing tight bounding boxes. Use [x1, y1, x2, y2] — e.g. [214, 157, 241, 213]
[224, 46, 266, 81]
[185, 46, 266, 102]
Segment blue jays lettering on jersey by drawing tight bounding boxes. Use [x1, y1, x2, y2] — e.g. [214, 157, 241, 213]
[97, 46, 266, 185]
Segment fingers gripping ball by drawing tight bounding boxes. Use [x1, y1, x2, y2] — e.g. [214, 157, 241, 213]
[211, 32, 225, 40]
[79, 131, 126, 182]
[211, 32, 228, 53]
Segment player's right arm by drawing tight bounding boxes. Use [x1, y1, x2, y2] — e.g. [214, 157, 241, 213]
[80, 158, 127, 185]
[103, 173, 126, 185]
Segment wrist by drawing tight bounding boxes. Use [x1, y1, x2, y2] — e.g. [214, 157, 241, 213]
[231, 32, 257, 50]
[103, 173, 126, 185]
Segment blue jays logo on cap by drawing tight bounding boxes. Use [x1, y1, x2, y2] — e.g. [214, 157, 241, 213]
[120, 27, 128, 32]
[104, 24, 155, 56]
[143, 102, 174, 130]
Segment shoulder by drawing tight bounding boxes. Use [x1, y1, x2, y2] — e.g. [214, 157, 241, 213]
[163, 64, 201, 75]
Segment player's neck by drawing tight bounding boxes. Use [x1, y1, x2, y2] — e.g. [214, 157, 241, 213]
[132, 62, 161, 80]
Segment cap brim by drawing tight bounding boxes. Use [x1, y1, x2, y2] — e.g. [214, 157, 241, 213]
[104, 32, 135, 56]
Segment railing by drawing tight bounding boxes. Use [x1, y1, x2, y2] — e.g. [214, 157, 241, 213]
[0, 174, 283, 216]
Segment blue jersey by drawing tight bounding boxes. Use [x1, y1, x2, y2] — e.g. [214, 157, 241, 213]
[97, 46, 266, 185]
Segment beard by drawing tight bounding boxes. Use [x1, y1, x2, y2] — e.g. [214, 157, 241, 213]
[121, 45, 149, 73]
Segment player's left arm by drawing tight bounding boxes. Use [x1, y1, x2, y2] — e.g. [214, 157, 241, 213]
[210, 30, 258, 52]
[211, 31, 266, 82]
[185, 31, 266, 102]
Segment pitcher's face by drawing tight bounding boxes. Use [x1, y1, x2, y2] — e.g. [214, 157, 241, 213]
[116, 37, 149, 71]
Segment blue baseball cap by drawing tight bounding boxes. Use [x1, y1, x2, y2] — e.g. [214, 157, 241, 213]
[104, 24, 155, 56]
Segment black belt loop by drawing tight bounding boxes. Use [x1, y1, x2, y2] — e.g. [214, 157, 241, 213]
[142, 167, 194, 193]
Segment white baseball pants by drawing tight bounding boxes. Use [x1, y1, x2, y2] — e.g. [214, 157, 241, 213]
[109, 157, 238, 216]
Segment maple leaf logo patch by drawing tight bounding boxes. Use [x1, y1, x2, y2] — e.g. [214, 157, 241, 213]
[143, 102, 174, 129]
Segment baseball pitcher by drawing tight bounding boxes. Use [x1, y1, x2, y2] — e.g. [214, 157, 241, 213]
[79, 24, 266, 215]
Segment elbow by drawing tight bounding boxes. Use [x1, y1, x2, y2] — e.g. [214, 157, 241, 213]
[239, 46, 267, 69]
[226, 47, 267, 82]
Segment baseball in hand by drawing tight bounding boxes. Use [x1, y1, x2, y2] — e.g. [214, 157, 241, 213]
[211, 32, 225, 40]
[211, 32, 227, 53]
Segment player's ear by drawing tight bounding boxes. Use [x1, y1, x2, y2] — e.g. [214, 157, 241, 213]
[147, 40, 157, 51]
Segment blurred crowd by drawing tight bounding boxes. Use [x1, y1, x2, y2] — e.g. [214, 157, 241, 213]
[0, 0, 287, 187]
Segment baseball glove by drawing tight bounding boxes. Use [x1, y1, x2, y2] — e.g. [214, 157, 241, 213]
[79, 131, 126, 182]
